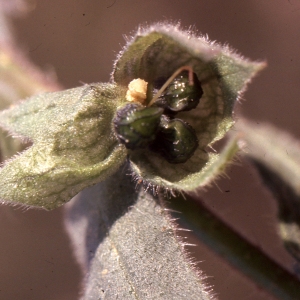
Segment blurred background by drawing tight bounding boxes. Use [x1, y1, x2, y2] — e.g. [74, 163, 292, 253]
[0, 0, 300, 299]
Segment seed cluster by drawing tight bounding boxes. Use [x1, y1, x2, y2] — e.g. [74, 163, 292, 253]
[113, 70, 203, 164]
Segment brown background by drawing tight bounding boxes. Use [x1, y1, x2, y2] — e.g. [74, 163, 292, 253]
[1, 0, 300, 299]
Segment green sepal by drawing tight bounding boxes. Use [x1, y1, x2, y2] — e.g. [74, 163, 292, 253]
[130, 134, 239, 191]
[0, 83, 128, 209]
[113, 24, 265, 191]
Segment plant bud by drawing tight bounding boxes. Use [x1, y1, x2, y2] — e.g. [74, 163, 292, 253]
[114, 103, 163, 149]
[154, 71, 203, 113]
[150, 116, 198, 163]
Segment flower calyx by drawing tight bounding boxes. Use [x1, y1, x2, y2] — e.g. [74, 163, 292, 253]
[113, 66, 203, 164]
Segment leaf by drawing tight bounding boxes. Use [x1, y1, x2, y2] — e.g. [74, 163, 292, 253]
[0, 0, 30, 44]
[0, 83, 128, 209]
[65, 166, 214, 300]
[113, 23, 265, 191]
[169, 194, 300, 300]
[235, 119, 300, 262]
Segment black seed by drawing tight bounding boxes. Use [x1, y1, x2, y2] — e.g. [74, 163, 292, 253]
[150, 115, 198, 164]
[154, 71, 203, 113]
[114, 103, 163, 149]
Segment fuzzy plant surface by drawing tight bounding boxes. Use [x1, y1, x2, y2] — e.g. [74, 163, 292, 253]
[0, 23, 274, 299]
[0, 24, 264, 209]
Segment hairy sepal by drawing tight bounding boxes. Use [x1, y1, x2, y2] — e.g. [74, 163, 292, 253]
[0, 83, 127, 209]
[113, 23, 265, 191]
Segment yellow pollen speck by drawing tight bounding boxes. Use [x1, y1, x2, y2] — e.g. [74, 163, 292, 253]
[126, 78, 148, 104]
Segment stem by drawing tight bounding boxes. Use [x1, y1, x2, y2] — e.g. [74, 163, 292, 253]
[168, 194, 300, 300]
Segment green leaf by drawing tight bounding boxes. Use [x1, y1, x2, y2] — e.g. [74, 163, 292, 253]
[0, 83, 127, 209]
[113, 23, 265, 191]
[65, 167, 213, 300]
[235, 119, 300, 262]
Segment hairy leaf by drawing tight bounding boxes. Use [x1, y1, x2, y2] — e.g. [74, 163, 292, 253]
[113, 23, 265, 191]
[236, 119, 300, 262]
[65, 166, 214, 300]
[0, 83, 127, 209]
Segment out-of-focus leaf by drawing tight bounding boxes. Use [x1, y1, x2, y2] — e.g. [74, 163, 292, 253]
[65, 166, 214, 300]
[0, 0, 32, 45]
[0, 46, 61, 161]
[236, 119, 300, 262]
[113, 23, 265, 192]
[252, 160, 300, 262]
[0, 48, 60, 108]
[0, 83, 127, 209]
[169, 194, 300, 300]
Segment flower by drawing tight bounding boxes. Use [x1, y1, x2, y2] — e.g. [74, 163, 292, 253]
[0, 23, 265, 209]
[112, 23, 265, 193]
